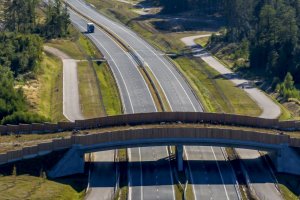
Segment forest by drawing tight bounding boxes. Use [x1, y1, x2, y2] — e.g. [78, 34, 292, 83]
[157, 0, 300, 99]
[0, 0, 70, 124]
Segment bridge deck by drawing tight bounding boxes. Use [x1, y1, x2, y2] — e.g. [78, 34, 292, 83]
[0, 123, 299, 155]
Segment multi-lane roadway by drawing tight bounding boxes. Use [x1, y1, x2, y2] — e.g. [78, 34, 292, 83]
[67, 0, 241, 199]
[181, 35, 283, 200]
[69, 7, 175, 200]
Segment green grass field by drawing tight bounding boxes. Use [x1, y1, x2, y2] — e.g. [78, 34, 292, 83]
[0, 175, 85, 200]
[195, 36, 210, 47]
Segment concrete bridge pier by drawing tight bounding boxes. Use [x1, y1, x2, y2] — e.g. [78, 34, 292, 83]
[48, 145, 85, 178]
[269, 145, 300, 175]
[176, 145, 184, 172]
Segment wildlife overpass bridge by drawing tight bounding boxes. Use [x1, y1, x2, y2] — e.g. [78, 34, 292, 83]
[0, 112, 299, 177]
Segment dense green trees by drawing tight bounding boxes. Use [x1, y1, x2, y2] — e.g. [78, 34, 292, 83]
[156, 0, 300, 98]
[0, 66, 26, 121]
[0, 0, 70, 124]
[0, 33, 43, 75]
[44, 0, 70, 39]
[4, 0, 39, 33]
[219, 0, 300, 84]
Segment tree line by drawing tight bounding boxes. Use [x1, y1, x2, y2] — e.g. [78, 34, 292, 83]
[0, 0, 70, 124]
[156, 0, 300, 99]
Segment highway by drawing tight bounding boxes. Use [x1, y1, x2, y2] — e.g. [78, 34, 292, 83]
[68, 9, 175, 200]
[67, 0, 240, 199]
[181, 35, 283, 200]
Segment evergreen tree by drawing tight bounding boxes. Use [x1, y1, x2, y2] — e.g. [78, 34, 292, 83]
[44, 0, 70, 39]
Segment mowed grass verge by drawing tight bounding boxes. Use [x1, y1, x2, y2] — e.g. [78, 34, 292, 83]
[173, 57, 262, 115]
[77, 61, 105, 118]
[0, 175, 85, 200]
[93, 62, 122, 115]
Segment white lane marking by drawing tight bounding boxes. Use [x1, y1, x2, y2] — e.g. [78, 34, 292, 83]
[221, 147, 242, 200]
[70, 12, 135, 114]
[71, 7, 157, 113]
[126, 54, 157, 112]
[165, 146, 176, 200]
[183, 147, 197, 200]
[69, 4, 168, 200]
[72, 0, 197, 111]
[129, 48, 173, 111]
[104, 16, 198, 111]
[71, 12, 143, 200]
[69, 2, 200, 200]
[139, 147, 143, 200]
[128, 148, 132, 200]
[211, 147, 230, 200]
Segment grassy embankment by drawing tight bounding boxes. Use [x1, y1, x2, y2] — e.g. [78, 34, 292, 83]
[46, 26, 122, 118]
[201, 39, 300, 121]
[0, 150, 87, 200]
[23, 52, 66, 122]
[3, 25, 123, 199]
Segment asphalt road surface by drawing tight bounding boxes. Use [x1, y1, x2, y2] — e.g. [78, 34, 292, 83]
[67, 1, 240, 199]
[181, 35, 283, 200]
[69, 9, 176, 200]
[236, 149, 283, 200]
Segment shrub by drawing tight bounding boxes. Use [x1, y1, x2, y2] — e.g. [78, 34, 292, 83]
[1, 111, 49, 125]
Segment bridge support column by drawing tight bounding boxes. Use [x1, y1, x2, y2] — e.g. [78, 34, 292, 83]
[269, 145, 300, 175]
[48, 145, 85, 178]
[176, 145, 184, 172]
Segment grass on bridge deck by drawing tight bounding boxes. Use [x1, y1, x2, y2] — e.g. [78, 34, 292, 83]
[0, 123, 299, 154]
